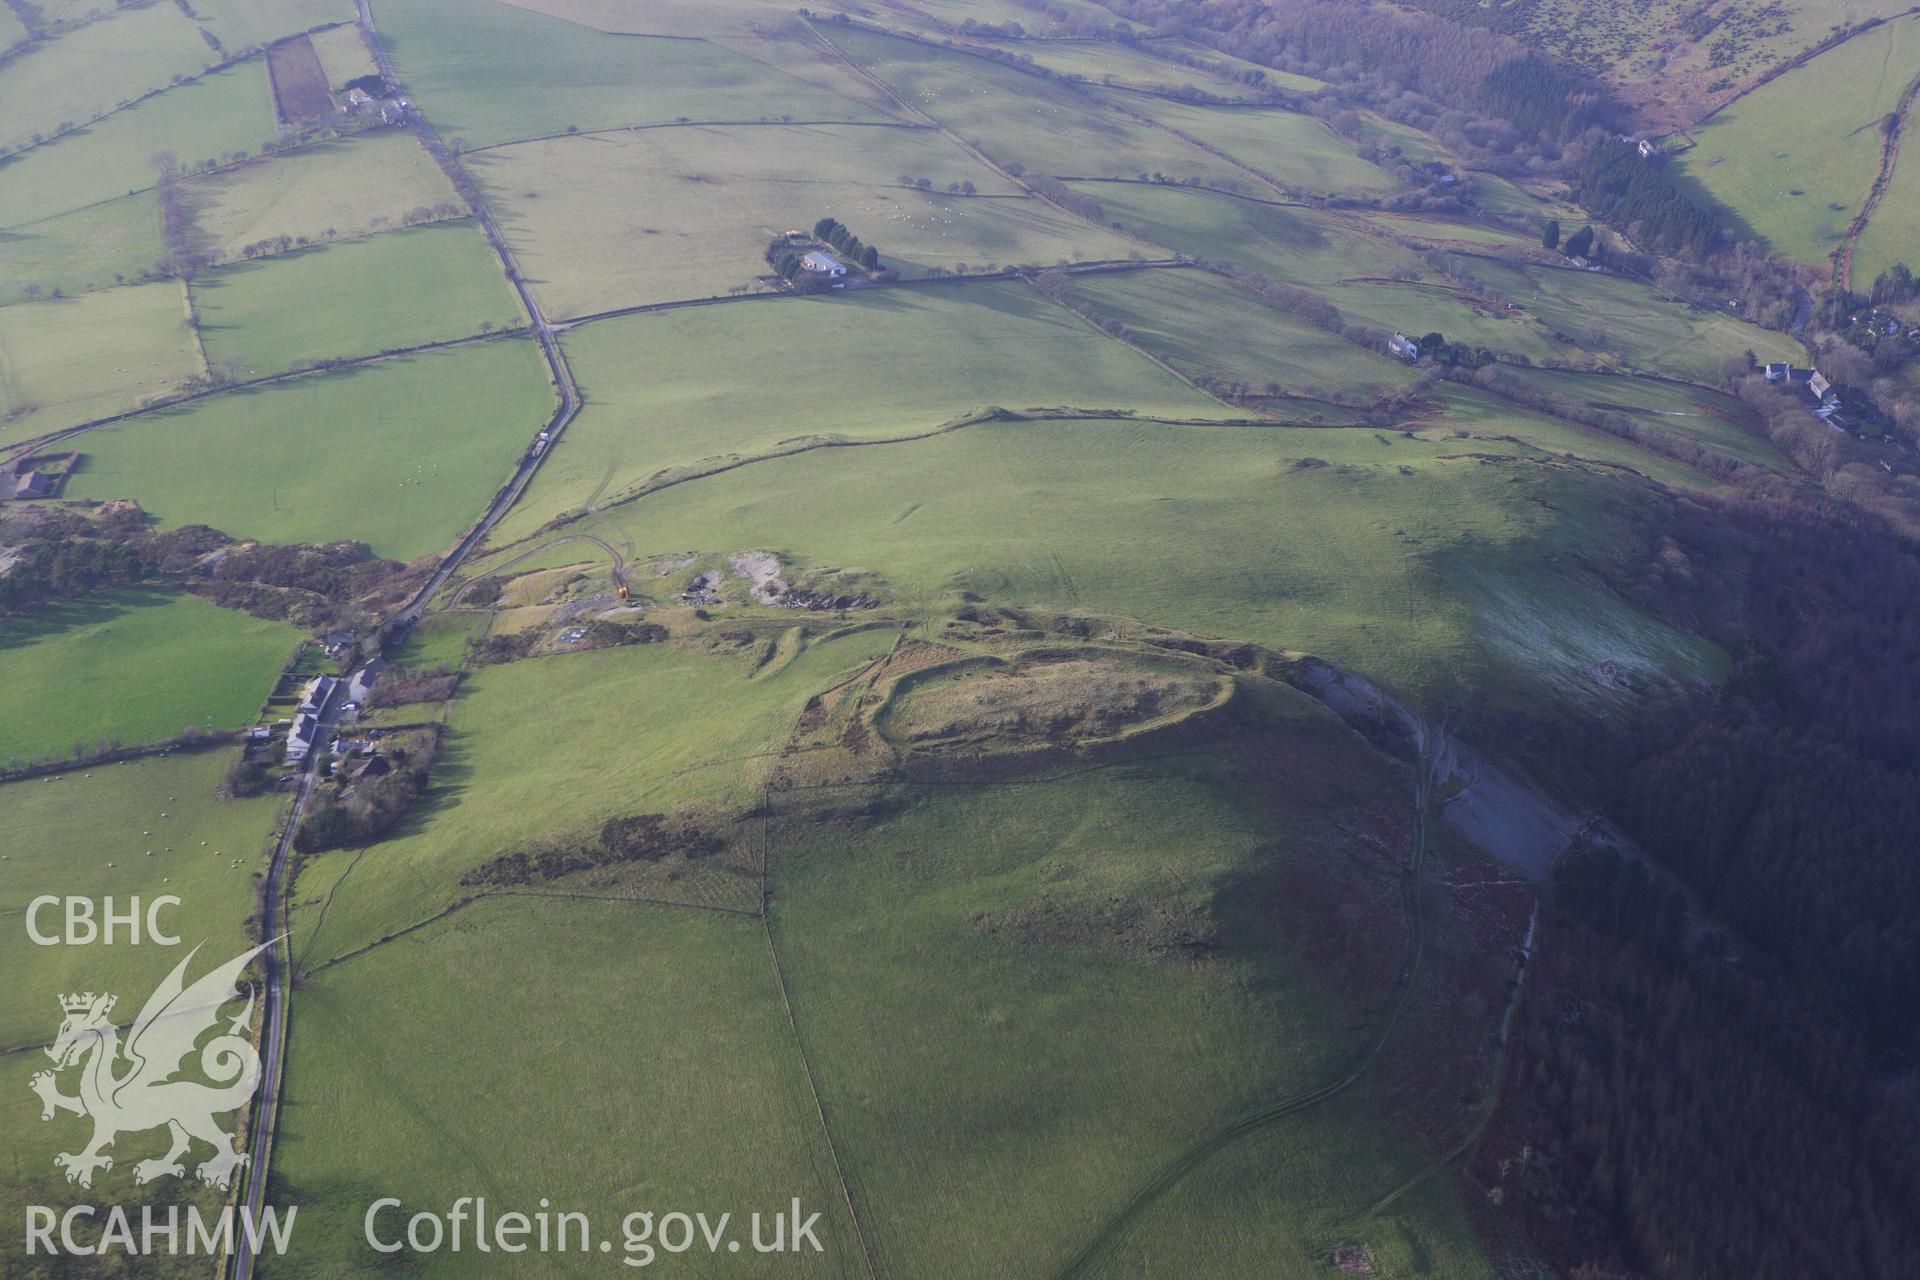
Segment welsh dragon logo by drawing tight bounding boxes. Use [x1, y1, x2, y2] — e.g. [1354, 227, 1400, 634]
[29, 942, 266, 1190]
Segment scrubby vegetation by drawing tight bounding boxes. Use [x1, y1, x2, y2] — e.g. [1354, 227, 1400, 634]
[294, 728, 440, 854]
[459, 810, 724, 887]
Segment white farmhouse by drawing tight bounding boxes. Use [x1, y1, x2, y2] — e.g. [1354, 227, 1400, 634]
[801, 250, 848, 277]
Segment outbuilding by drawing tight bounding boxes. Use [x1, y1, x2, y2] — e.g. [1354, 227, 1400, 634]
[801, 250, 847, 277]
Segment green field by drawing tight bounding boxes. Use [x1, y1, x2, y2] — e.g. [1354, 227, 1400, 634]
[309, 21, 378, 87]
[825, 27, 1259, 189]
[1852, 134, 1920, 286]
[1065, 268, 1420, 402]
[376, 0, 886, 151]
[0, 747, 288, 1258]
[1463, 258, 1799, 381]
[1332, 280, 1578, 368]
[1103, 95, 1402, 198]
[0, 189, 170, 305]
[461, 0, 914, 122]
[187, 0, 352, 50]
[1418, 385, 1728, 490]
[271, 896, 864, 1278]
[1363, 212, 1542, 249]
[492, 279, 1241, 542]
[0, 58, 275, 231]
[890, 0, 1144, 36]
[289, 628, 900, 966]
[1669, 15, 1920, 263]
[179, 131, 466, 265]
[191, 220, 524, 376]
[0, 2, 220, 154]
[552, 416, 1721, 713]
[1489, 367, 1791, 471]
[962, 35, 1272, 100]
[0, 280, 202, 445]
[471, 125, 1137, 317]
[0, 588, 299, 763]
[65, 339, 554, 561]
[0, 747, 287, 1042]
[1063, 182, 1425, 284]
[388, 607, 486, 670]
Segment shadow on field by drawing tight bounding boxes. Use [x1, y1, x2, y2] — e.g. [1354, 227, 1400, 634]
[380, 733, 476, 843]
[0, 585, 176, 653]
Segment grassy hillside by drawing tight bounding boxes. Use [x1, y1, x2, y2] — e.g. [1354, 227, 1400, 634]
[0, 748, 288, 1268]
[287, 628, 900, 967]
[1063, 268, 1420, 401]
[376, 0, 886, 150]
[1668, 15, 1920, 263]
[542, 415, 1722, 713]
[492, 279, 1241, 542]
[469, 124, 1132, 317]
[272, 896, 866, 1278]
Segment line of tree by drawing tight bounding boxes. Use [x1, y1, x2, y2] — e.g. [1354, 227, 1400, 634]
[811, 217, 880, 270]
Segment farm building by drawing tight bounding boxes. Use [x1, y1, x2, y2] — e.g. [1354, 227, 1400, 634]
[1387, 332, 1420, 362]
[1808, 371, 1833, 402]
[1764, 362, 1790, 382]
[801, 250, 848, 277]
[12, 471, 55, 499]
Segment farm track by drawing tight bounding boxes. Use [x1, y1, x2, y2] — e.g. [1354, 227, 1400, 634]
[438, 532, 629, 608]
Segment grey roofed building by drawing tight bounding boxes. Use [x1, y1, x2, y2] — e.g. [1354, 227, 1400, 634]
[12, 471, 55, 499]
[297, 675, 336, 715]
[801, 250, 847, 276]
[286, 713, 318, 762]
[1387, 332, 1420, 362]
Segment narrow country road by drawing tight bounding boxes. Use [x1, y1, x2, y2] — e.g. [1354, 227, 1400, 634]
[354, 0, 582, 627]
[228, 676, 347, 1280]
[230, 8, 578, 1276]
